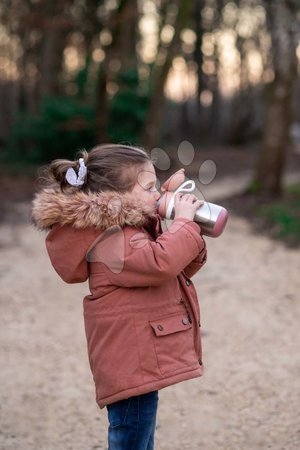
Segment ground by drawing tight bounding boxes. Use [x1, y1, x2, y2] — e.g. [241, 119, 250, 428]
[0, 146, 300, 449]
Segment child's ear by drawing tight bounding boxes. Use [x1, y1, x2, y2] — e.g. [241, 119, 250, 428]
[160, 168, 185, 192]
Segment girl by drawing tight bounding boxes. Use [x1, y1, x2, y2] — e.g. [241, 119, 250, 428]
[32, 144, 207, 450]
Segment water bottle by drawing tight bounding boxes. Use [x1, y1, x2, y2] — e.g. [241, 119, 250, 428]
[158, 179, 228, 238]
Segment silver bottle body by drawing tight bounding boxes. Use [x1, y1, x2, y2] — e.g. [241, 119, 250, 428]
[168, 201, 228, 237]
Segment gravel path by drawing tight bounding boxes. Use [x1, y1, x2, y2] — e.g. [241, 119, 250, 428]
[0, 198, 300, 450]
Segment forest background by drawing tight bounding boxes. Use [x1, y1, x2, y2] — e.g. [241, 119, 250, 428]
[0, 0, 300, 241]
[1, 2, 300, 449]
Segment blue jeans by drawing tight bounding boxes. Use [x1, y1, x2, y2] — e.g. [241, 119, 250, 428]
[107, 391, 159, 450]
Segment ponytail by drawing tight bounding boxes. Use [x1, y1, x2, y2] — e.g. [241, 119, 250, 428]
[38, 144, 150, 193]
[39, 150, 89, 191]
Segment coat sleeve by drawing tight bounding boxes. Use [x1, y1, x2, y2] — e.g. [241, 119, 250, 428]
[183, 238, 207, 279]
[99, 218, 206, 287]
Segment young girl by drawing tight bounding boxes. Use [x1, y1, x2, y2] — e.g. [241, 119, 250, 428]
[32, 144, 207, 450]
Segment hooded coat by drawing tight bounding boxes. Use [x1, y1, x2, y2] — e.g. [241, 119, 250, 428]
[32, 187, 207, 409]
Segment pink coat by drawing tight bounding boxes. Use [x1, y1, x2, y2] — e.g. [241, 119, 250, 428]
[32, 188, 207, 408]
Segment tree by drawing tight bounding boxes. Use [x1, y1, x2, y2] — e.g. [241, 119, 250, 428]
[38, 6, 74, 98]
[253, 0, 299, 196]
[141, 0, 194, 149]
[95, 0, 139, 142]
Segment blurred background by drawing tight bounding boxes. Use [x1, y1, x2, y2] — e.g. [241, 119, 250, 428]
[0, 0, 300, 240]
[1, 2, 300, 449]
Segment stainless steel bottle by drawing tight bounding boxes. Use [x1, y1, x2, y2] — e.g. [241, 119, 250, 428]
[158, 180, 228, 238]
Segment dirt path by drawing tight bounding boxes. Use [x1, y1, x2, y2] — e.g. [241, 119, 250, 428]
[0, 197, 300, 449]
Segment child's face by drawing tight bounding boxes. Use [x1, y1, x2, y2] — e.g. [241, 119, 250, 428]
[131, 161, 161, 210]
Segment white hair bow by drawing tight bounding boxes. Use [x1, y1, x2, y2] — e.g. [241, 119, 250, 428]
[65, 158, 87, 186]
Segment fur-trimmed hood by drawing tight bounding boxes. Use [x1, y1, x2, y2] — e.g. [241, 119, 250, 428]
[32, 188, 157, 231]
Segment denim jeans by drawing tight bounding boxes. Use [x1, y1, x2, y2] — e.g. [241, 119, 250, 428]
[107, 391, 159, 450]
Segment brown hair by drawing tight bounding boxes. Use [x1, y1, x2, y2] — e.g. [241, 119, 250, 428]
[41, 144, 151, 193]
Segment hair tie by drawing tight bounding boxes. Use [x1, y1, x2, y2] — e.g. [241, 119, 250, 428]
[65, 158, 87, 186]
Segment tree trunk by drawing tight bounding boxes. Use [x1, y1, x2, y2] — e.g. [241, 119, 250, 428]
[95, 67, 109, 142]
[38, 8, 73, 98]
[95, 0, 136, 143]
[118, 0, 139, 71]
[141, 0, 194, 149]
[253, 0, 299, 196]
[194, 0, 205, 120]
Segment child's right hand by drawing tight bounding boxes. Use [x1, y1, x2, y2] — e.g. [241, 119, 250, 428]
[173, 193, 204, 221]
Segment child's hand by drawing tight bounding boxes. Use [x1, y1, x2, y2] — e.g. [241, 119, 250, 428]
[174, 193, 204, 221]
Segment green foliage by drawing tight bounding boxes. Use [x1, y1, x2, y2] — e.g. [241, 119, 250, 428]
[107, 68, 150, 144]
[286, 183, 300, 196]
[258, 184, 300, 243]
[4, 68, 151, 162]
[75, 54, 92, 99]
[248, 179, 263, 194]
[6, 96, 96, 163]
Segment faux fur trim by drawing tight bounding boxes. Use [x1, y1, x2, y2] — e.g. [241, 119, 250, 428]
[32, 188, 157, 230]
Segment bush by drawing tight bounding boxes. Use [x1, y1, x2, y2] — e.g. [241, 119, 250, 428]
[107, 68, 150, 144]
[258, 184, 300, 244]
[4, 68, 151, 163]
[6, 96, 96, 163]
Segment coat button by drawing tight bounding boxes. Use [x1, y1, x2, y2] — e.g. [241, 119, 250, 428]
[157, 324, 164, 331]
[182, 317, 189, 325]
[186, 280, 191, 286]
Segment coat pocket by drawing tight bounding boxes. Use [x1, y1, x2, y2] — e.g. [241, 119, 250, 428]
[149, 313, 196, 375]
